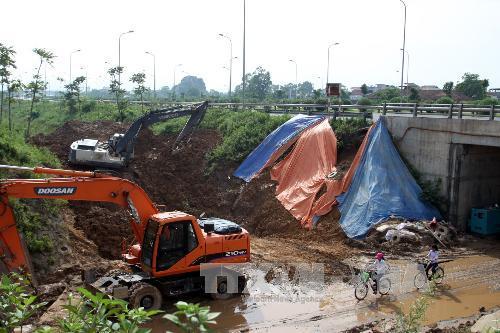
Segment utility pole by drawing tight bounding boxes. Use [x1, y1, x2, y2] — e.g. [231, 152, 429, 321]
[69, 49, 81, 82]
[145, 51, 156, 99]
[118, 30, 134, 86]
[399, 0, 407, 100]
[218, 34, 233, 97]
[289, 59, 297, 99]
[242, 0, 246, 109]
[326, 42, 339, 86]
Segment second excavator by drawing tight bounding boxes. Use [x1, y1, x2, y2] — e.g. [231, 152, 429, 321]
[69, 102, 208, 168]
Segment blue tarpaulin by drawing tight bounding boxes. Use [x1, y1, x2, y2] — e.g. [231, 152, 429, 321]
[337, 119, 442, 239]
[234, 115, 324, 182]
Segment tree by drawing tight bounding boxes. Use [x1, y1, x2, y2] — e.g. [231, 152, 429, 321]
[26, 48, 55, 137]
[297, 81, 314, 99]
[108, 66, 127, 121]
[409, 87, 420, 102]
[361, 83, 368, 96]
[7, 79, 22, 131]
[455, 73, 489, 99]
[64, 76, 86, 113]
[0, 43, 16, 124]
[374, 87, 400, 102]
[174, 75, 206, 99]
[442, 81, 454, 97]
[130, 72, 148, 113]
[245, 66, 272, 101]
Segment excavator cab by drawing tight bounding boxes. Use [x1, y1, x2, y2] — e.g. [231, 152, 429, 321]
[140, 215, 202, 275]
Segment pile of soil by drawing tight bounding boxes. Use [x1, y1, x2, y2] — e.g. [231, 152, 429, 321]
[32, 120, 354, 261]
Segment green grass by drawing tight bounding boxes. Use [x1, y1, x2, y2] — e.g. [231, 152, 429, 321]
[0, 126, 61, 254]
[2, 99, 144, 135]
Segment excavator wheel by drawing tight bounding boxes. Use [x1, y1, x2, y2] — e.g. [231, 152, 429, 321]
[129, 282, 162, 310]
[209, 274, 246, 300]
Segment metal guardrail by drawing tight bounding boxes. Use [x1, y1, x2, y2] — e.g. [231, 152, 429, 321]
[44, 98, 500, 121]
[202, 102, 500, 121]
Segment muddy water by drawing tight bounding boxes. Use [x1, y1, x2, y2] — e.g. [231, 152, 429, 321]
[144, 255, 500, 332]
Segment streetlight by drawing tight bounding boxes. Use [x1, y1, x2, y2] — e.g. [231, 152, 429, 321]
[326, 42, 339, 86]
[145, 51, 156, 98]
[69, 49, 81, 82]
[399, 0, 407, 98]
[401, 48, 409, 95]
[118, 30, 134, 86]
[172, 63, 183, 100]
[80, 66, 88, 95]
[218, 33, 233, 97]
[242, 0, 246, 107]
[288, 59, 297, 99]
[317, 76, 323, 90]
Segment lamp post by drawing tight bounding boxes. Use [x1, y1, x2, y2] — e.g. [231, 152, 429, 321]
[69, 49, 81, 82]
[80, 66, 88, 96]
[399, 0, 407, 99]
[172, 63, 182, 100]
[218, 33, 233, 97]
[326, 42, 339, 86]
[242, 0, 246, 108]
[118, 30, 134, 86]
[145, 51, 156, 98]
[401, 48, 409, 95]
[288, 59, 297, 99]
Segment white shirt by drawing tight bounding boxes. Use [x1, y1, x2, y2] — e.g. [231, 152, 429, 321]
[428, 250, 439, 263]
[368, 259, 388, 275]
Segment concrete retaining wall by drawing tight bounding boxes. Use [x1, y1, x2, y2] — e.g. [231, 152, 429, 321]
[384, 116, 500, 231]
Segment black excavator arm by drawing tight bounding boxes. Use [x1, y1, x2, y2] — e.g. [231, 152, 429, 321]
[111, 101, 208, 161]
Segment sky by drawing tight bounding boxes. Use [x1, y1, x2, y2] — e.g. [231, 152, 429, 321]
[1, 0, 499, 92]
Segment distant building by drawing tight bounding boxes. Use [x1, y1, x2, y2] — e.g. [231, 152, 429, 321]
[369, 84, 389, 93]
[488, 88, 500, 99]
[420, 85, 441, 91]
[350, 87, 364, 101]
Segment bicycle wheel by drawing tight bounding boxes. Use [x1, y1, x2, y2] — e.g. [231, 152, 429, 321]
[414, 272, 427, 289]
[354, 282, 368, 300]
[432, 267, 444, 284]
[378, 277, 391, 295]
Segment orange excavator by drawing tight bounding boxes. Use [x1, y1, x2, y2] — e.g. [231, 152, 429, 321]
[0, 165, 250, 309]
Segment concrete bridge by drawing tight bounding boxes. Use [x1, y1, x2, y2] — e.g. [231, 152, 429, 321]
[385, 116, 500, 231]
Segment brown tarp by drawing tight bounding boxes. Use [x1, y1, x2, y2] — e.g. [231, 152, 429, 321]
[269, 120, 374, 228]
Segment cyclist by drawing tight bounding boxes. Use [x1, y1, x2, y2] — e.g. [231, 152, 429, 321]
[426, 244, 439, 280]
[367, 252, 389, 294]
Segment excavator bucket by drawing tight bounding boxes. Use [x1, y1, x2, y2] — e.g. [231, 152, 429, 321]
[173, 101, 209, 148]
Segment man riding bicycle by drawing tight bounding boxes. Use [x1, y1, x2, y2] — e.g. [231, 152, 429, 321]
[426, 244, 439, 280]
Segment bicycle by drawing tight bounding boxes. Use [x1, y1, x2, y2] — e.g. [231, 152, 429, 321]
[354, 271, 391, 300]
[414, 260, 445, 289]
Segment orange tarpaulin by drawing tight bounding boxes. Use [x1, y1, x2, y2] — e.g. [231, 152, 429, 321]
[269, 119, 337, 227]
[269, 120, 374, 228]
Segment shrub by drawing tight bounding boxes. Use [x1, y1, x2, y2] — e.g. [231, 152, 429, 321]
[330, 118, 370, 151]
[435, 96, 454, 104]
[203, 110, 289, 166]
[357, 97, 372, 106]
[81, 100, 97, 113]
[476, 97, 498, 106]
[164, 301, 220, 333]
[0, 273, 46, 332]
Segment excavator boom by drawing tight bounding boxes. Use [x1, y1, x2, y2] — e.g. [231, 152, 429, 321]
[0, 165, 158, 276]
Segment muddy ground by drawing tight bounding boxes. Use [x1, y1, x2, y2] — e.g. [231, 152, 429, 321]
[28, 120, 500, 332]
[31, 120, 354, 264]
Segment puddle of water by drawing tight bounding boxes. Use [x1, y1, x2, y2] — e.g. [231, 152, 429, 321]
[144, 255, 500, 332]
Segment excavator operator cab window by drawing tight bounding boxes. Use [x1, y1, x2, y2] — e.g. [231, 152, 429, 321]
[156, 221, 198, 271]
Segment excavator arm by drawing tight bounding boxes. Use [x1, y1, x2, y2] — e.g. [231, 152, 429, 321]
[113, 101, 208, 160]
[0, 165, 158, 276]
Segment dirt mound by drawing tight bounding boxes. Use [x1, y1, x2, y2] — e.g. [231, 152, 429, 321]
[31, 120, 128, 165]
[33, 120, 352, 261]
